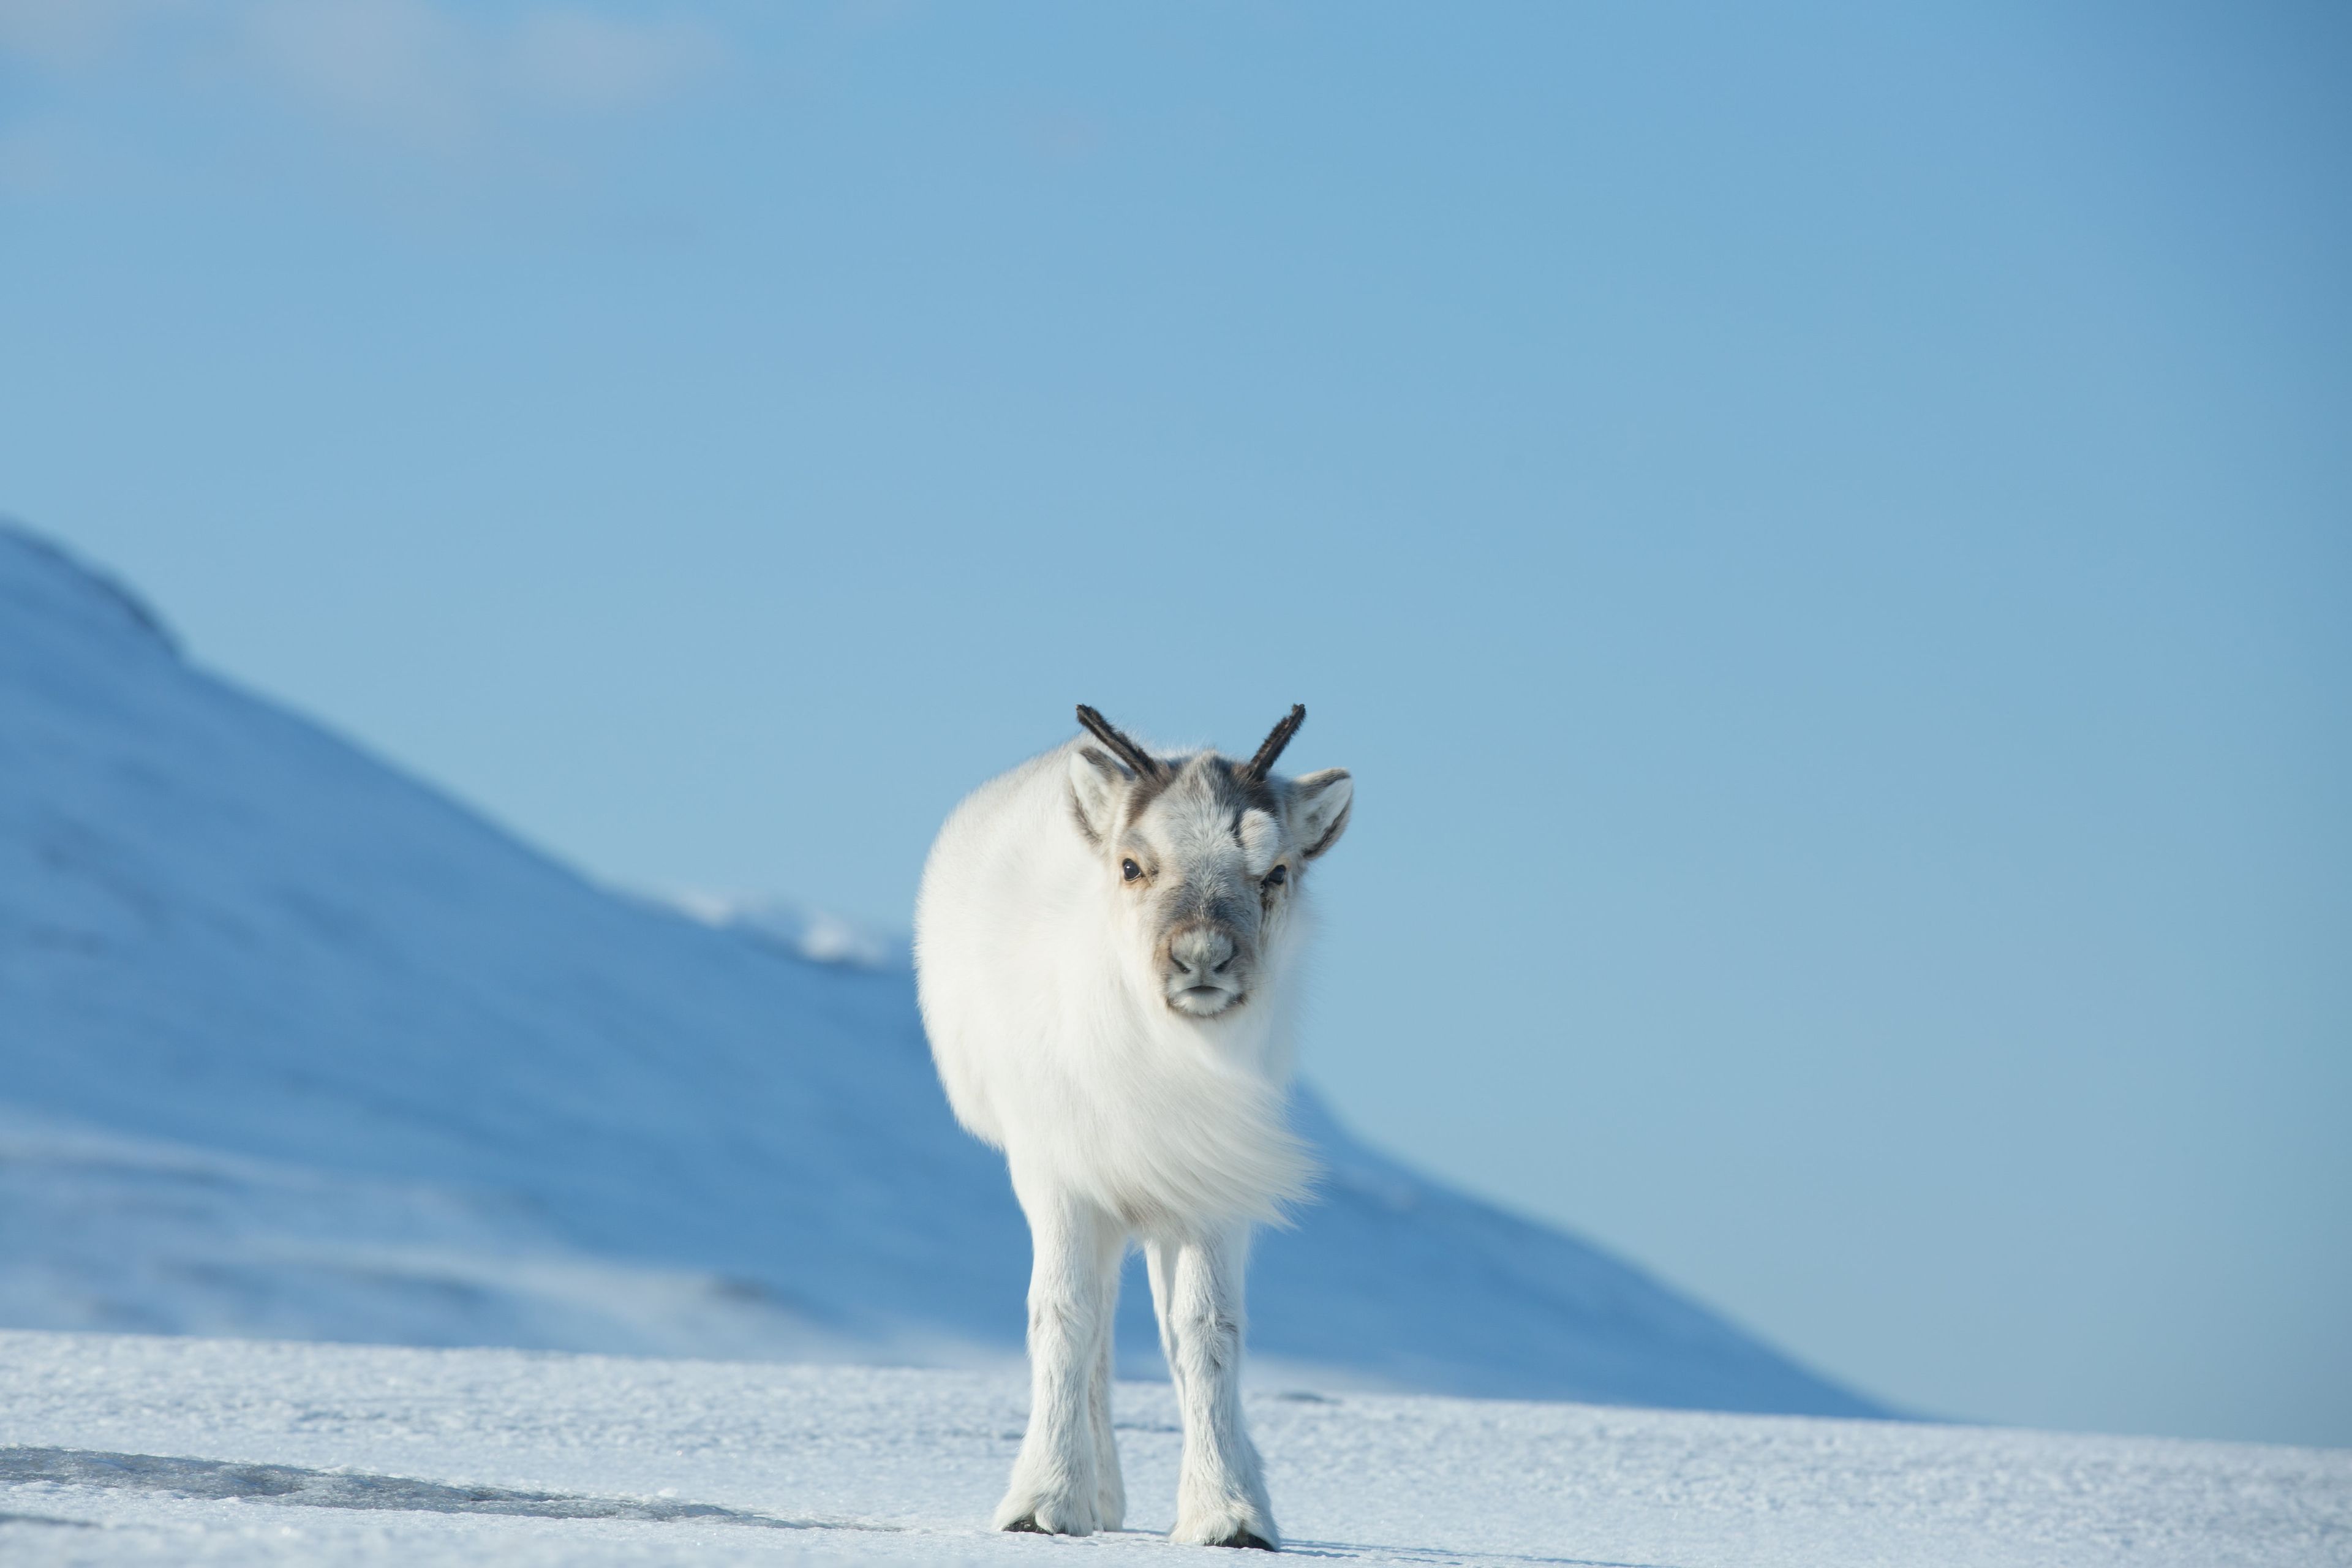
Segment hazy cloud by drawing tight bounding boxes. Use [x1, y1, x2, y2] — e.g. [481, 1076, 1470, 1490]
[244, 0, 482, 147]
[246, 1, 722, 147]
[1, 0, 723, 154]
[513, 11, 722, 113]
[0, 0, 184, 68]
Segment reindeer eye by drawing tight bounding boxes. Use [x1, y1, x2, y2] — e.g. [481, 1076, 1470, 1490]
[1121, 858, 1142, 882]
[1263, 864, 1287, 888]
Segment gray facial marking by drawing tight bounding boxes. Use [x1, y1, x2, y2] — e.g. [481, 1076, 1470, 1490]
[1126, 755, 1289, 1017]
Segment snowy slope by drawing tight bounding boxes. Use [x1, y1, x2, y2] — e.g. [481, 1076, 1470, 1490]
[0, 521, 1876, 1415]
[4, 1331, 2344, 1568]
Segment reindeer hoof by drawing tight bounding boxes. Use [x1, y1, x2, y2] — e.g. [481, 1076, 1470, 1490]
[1003, 1516, 1046, 1534]
[1210, 1529, 1276, 1550]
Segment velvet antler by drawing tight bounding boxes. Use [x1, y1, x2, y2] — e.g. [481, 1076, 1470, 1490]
[1074, 705, 1167, 780]
[1238, 704, 1306, 782]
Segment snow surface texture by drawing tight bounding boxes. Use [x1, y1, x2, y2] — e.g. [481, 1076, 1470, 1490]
[0, 520, 1871, 1414]
[2, 1332, 2344, 1568]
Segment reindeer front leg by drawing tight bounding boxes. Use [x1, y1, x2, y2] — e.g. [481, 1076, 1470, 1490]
[1149, 1227, 1278, 1550]
[998, 1179, 1123, 1536]
[1089, 1246, 1127, 1531]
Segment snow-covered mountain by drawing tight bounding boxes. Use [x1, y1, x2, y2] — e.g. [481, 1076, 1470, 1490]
[0, 522, 1880, 1416]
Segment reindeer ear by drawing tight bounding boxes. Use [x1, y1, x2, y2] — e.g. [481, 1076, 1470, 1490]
[1068, 746, 1130, 845]
[1291, 768, 1352, 859]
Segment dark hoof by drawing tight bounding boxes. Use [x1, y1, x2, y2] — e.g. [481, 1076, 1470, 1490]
[1003, 1516, 1047, 1534]
[1210, 1529, 1276, 1550]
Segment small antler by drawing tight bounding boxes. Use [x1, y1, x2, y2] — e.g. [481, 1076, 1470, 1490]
[1075, 704, 1167, 780]
[1239, 704, 1306, 782]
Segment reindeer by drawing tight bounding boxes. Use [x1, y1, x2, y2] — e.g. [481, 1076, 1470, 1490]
[914, 704, 1354, 1550]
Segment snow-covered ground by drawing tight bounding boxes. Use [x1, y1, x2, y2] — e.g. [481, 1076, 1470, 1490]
[2, 1330, 2343, 1568]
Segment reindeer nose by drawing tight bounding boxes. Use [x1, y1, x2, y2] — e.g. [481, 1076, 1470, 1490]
[1168, 924, 1237, 981]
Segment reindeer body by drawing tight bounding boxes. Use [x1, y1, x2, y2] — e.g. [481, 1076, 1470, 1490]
[914, 707, 1352, 1550]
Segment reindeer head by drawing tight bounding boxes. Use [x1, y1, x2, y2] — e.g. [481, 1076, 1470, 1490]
[1066, 704, 1352, 1020]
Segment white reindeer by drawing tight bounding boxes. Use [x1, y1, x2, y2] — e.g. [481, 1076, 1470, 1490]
[914, 704, 1353, 1550]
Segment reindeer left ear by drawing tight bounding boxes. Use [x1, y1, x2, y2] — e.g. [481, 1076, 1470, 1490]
[1068, 747, 1129, 845]
[1291, 768, 1352, 859]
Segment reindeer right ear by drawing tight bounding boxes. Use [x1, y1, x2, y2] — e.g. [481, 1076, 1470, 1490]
[1068, 746, 1129, 845]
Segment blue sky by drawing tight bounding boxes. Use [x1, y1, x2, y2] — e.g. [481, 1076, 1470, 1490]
[3, 2, 2346, 1446]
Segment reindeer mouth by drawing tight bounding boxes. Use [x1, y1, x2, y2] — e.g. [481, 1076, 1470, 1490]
[1169, 983, 1242, 1018]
